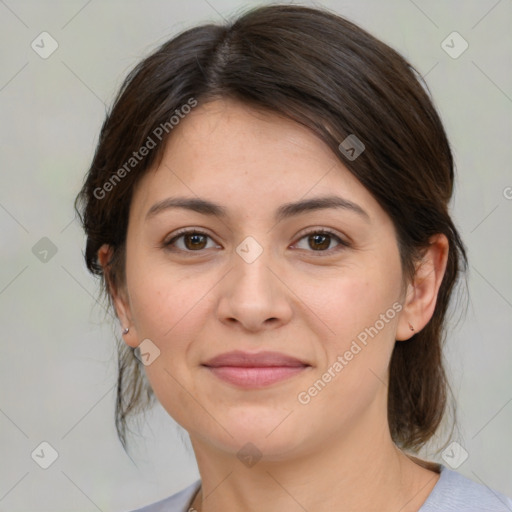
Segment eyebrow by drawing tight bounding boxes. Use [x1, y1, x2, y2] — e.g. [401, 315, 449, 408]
[145, 195, 370, 223]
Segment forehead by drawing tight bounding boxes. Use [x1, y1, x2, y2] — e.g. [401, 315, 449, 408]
[167, 98, 336, 171]
[130, 98, 381, 222]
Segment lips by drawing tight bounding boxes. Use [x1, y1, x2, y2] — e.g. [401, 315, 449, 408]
[202, 350, 310, 389]
[203, 350, 308, 368]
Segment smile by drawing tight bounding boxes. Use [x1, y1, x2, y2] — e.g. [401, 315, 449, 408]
[204, 365, 309, 389]
[202, 350, 311, 389]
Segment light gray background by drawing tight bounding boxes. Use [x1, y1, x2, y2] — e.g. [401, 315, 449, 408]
[1, 1, 511, 510]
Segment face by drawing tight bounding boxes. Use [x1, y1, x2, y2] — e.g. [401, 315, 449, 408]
[111, 98, 412, 461]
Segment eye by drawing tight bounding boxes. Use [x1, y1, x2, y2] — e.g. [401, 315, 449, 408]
[293, 229, 350, 254]
[163, 229, 220, 252]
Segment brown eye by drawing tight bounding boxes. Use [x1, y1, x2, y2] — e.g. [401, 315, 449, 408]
[164, 230, 218, 252]
[293, 230, 349, 254]
[183, 233, 208, 250]
[308, 233, 331, 251]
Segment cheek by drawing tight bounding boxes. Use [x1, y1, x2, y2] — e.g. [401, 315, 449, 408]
[294, 275, 401, 429]
[127, 269, 214, 428]
[130, 269, 211, 343]
[319, 269, 402, 343]
[308, 264, 403, 404]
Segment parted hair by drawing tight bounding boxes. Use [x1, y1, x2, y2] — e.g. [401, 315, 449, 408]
[75, 4, 468, 453]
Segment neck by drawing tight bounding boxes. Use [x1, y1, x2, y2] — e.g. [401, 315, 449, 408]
[189, 420, 440, 512]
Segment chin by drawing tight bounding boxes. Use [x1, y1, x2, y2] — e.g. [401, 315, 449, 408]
[203, 407, 311, 461]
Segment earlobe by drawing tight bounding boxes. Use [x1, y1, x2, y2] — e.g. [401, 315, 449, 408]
[97, 244, 139, 348]
[396, 234, 449, 341]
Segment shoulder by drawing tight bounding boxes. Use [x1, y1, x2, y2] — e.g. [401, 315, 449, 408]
[419, 465, 512, 512]
[126, 480, 201, 512]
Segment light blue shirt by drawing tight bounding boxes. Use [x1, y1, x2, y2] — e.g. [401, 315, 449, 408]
[128, 464, 512, 511]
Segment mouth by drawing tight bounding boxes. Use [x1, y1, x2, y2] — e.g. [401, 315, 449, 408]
[201, 350, 311, 389]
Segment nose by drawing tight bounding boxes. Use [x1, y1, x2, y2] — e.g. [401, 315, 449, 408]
[215, 246, 293, 333]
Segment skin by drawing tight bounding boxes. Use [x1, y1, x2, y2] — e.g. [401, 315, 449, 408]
[99, 98, 449, 512]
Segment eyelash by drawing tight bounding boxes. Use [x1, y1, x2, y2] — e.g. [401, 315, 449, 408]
[162, 228, 351, 256]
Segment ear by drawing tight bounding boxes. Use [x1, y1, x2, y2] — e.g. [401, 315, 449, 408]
[97, 244, 139, 348]
[396, 234, 449, 341]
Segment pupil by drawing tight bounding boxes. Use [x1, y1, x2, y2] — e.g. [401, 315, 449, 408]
[186, 234, 206, 250]
[310, 234, 329, 250]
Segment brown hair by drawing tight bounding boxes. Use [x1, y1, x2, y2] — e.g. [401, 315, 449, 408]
[75, 4, 468, 453]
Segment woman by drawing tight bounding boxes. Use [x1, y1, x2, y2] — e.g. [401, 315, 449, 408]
[75, 4, 512, 511]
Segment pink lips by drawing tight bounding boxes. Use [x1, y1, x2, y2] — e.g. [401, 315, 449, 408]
[202, 350, 310, 389]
